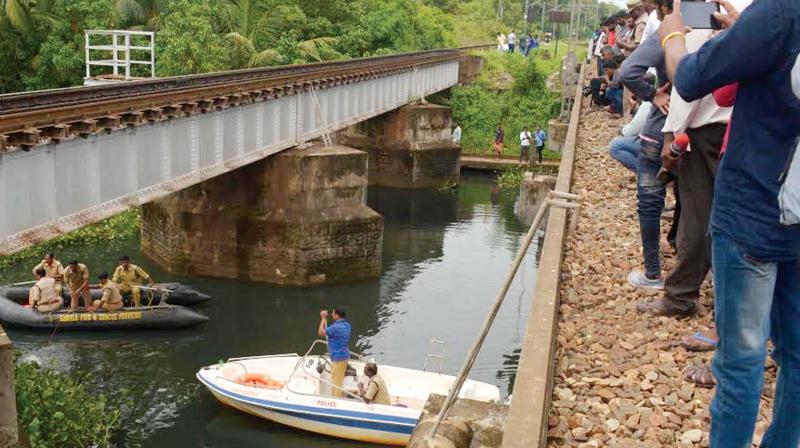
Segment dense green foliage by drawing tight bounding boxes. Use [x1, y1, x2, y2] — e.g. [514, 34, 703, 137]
[444, 50, 560, 156]
[0, 208, 141, 271]
[15, 361, 123, 447]
[496, 166, 528, 189]
[0, 0, 612, 93]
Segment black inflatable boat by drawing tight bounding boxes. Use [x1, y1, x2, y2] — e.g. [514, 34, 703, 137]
[0, 296, 208, 330]
[0, 282, 210, 307]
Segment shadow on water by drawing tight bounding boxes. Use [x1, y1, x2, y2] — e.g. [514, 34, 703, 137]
[3, 172, 541, 447]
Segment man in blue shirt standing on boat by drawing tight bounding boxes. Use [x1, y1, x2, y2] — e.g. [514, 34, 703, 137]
[318, 306, 351, 398]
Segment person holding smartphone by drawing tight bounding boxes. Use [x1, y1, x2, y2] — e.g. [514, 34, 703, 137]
[661, 0, 800, 446]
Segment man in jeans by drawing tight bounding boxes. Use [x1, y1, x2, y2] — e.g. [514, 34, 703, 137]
[618, 6, 673, 290]
[662, 0, 800, 445]
[638, 13, 739, 316]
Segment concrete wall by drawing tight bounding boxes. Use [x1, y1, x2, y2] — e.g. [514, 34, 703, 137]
[142, 145, 383, 286]
[458, 55, 485, 85]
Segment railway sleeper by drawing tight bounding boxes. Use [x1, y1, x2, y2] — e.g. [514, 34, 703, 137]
[69, 119, 96, 137]
[8, 129, 40, 150]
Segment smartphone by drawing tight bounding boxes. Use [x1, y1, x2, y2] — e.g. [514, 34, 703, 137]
[680, 1, 720, 29]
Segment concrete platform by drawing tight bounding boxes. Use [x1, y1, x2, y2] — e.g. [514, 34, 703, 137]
[460, 154, 559, 175]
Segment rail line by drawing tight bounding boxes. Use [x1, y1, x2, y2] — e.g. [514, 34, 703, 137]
[0, 46, 491, 150]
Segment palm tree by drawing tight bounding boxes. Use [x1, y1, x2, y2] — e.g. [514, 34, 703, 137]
[115, 0, 161, 31]
[1, 0, 54, 34]
[222, 0, 337, 69]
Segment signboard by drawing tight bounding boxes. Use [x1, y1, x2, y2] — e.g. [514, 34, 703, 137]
[550, 11, 571, 23]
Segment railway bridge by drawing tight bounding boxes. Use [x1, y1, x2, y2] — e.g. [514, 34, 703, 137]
[0, 49, 485, 285]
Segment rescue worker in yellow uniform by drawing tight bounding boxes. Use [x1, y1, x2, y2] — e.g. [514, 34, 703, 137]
[29, 268, 64, 313]
[32, 253, 64, 297]
[90, 272, 124, 312]
[63, 260, 91, 311]
[112, 255, 154, 307]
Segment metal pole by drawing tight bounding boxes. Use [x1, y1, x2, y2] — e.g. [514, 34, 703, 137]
[426, 191, 574, 441]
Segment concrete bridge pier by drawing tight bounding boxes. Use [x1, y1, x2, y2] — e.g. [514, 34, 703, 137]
[141, 145, 383, 286]
[338, 104, 461, 189]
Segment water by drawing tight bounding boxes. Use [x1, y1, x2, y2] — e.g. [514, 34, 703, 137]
[2, 172, 542, 447]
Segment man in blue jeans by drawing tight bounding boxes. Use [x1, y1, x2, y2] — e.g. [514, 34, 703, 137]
[662, 0, 800, 446]
[618, 17, 673, 290]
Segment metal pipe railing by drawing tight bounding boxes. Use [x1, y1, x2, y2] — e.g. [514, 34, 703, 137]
[426, 190, 580, 440]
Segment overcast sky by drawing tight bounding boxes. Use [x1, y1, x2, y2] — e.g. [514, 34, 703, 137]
[602, 0, 627, 9]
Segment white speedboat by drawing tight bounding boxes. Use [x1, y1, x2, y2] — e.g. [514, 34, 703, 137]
[196, 340, 500, 445]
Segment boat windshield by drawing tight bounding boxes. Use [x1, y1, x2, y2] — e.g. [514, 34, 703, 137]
[287, 339, 371, 401]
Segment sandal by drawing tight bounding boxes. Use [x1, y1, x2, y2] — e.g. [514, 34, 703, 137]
[683, 364, 716, 388]
[681, 330, 718, 352]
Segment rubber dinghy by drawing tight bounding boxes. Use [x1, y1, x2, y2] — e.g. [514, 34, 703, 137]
[0, 296, 208, 330]
[0, 282, 210, 307]
[197, 340, 500, 446]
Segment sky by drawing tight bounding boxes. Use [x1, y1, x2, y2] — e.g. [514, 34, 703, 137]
[602, 0, 628, 8]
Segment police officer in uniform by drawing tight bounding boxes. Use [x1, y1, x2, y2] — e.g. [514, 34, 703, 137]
[112, 255, 154, 307]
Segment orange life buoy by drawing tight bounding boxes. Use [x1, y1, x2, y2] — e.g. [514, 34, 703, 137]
[235, 373, 285, 389]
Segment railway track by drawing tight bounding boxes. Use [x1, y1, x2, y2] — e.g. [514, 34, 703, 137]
[0, 46, 491, 151]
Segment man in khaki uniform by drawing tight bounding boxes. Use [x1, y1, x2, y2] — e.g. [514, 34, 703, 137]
[91, 272, 123, 312]
[357, 363, 391, 405]
[29, 269, 64, 313]
[112, 255, 154, 307]
[32, 253, 64, 296]
[63, 260, 91, 311]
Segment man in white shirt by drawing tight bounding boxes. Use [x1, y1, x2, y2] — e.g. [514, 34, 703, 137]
[451, 123, 462, 145]
[638, 0, 751, 317]
[29, 268, 64, 313]
[507, 31, 517, 53]
[519, 127, 532, 163]
[641, 0, 661, 44]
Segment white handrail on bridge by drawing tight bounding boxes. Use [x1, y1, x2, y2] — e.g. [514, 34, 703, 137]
[426, 189, 580, 441]
[84, 29, 155, 81]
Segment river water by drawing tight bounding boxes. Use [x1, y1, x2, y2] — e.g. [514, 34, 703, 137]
[1, 172, 542, 448]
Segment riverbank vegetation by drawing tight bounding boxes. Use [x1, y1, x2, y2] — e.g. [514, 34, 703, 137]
[0, 209, 141, 272]
[440, 49, 560, 157]
[15, 361, 124, 447]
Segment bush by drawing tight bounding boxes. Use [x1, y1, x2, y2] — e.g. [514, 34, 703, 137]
[443, 53, 559, 157]
[15, 361, 122, 447]
[496, 166, 528, 189]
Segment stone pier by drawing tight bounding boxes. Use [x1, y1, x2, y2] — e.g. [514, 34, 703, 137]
[547, 119, 568, 153]
[517, 172, 557, 226]
[338, 104, 461, 189]
[409, 394, 508, 448]
[141, 145, 383, 286]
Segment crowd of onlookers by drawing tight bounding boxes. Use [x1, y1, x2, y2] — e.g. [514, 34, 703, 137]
[588, 0, 800, 446]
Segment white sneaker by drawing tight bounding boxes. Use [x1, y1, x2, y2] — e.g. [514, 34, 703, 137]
[628, 270, 665, 290]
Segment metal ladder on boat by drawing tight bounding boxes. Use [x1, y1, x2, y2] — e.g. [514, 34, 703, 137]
[423, 339, 447, 374]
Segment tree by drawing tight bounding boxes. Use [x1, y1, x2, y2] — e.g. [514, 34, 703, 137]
[221, 0, 338, 69]
[114, 0, 161, 31]
[222, 0, 282, 68]
[20, 0, 116, 91]
[1, 0, 56, 34]
[156, 0, 230, 76]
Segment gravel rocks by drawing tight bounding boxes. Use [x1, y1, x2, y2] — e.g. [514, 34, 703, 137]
[546, 76, 775, 447]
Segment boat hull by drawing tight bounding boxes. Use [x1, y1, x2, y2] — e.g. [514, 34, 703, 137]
[208, 388, 411, 446]
[197, 369, 416, 446]
[0, 296, 208, 330]
[0, 282, 210, 307]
